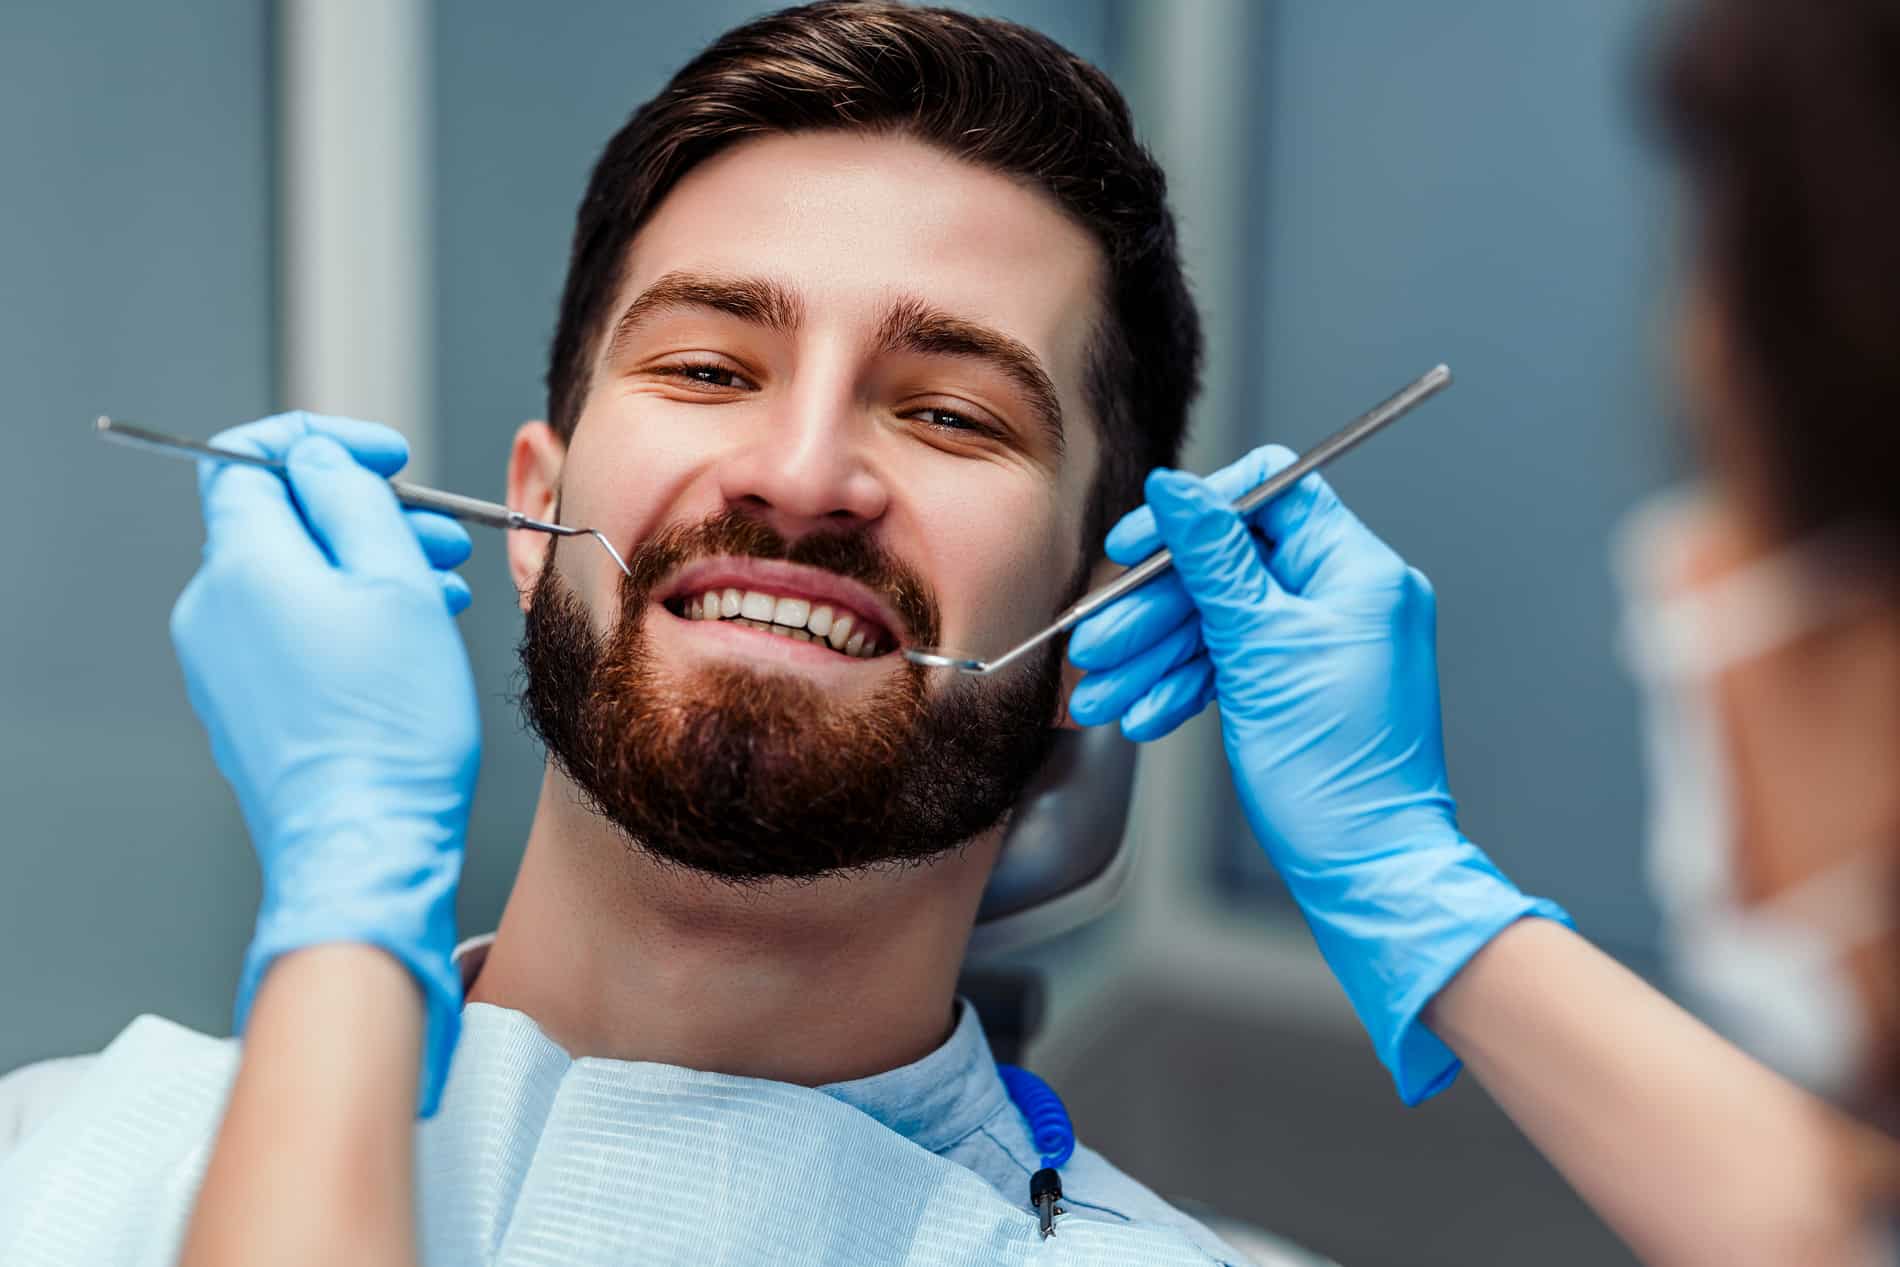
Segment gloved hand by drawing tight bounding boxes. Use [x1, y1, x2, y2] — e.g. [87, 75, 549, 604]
[1067, 446, 1569, 1103]
[169, 411, 480, 1116]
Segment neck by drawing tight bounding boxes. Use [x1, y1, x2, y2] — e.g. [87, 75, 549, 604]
[466, 765, 1001, 1085]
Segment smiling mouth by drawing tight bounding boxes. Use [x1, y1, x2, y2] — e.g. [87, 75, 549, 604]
[663, 586, 894, 659]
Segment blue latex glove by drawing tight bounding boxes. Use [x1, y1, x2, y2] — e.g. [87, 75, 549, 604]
[1068, 446, 1569, 1104]
[169, 411, 480, 1115]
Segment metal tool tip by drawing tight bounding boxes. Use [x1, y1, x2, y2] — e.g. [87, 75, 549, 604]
[586, 529, 634, 579]
[902, 647, 988, 673]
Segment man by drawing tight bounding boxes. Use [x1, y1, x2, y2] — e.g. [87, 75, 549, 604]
[0, 3, 1250, 1262]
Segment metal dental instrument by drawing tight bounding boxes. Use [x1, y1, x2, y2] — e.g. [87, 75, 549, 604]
[904, 364, 1453, 676]
[95, 416, 633, 577]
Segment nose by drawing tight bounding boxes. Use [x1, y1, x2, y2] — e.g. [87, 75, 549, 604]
[714, 376, 890, 535]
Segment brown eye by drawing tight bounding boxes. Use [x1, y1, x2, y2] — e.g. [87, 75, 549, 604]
[663, 362, 744, 389]
[914, 407, 996, 438]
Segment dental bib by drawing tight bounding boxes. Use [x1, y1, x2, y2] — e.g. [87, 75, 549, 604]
[0, 1005, 1215, 1266]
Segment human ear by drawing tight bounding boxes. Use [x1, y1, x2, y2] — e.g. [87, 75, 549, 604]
[506, 421, 566, 610]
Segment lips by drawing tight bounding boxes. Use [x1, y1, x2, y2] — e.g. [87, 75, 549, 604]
[656, 556, 907, 661]
[667, 584, 891, 657]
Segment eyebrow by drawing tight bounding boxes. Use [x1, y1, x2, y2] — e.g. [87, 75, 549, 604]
[603, 270, 1065, 454]
[603, 271, 804, 363]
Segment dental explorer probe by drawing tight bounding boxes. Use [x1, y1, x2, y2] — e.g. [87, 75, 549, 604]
[904, 364, 1453, 676]
[94, 416, 633, 577]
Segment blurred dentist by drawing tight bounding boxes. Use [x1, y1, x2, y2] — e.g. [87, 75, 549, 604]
[1072, 1, 1900, 1263]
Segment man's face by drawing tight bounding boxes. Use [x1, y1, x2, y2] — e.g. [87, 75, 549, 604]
[510, 130, 1107, 878]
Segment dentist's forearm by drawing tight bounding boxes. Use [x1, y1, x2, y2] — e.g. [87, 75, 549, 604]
[181, 943, 423, 1267]
[1428, 918, 1883, 1267]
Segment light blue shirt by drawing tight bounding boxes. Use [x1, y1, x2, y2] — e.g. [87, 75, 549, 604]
[0, 935, 1249, 1265]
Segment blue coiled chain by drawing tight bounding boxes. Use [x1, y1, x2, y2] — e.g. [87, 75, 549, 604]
[996, 1063, 1073, 1238]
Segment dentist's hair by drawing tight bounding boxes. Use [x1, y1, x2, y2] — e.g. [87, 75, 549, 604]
[544, 0, 1202, 556]
[1658, 0, 1900, 571]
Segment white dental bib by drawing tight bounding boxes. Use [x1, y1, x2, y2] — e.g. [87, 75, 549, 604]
[0, 1005, 1216, 1266]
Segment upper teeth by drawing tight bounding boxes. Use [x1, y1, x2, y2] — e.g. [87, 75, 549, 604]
[682, 588, 883, 658]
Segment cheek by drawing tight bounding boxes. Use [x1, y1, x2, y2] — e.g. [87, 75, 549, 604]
[556, 415, 703, 625]
[908, 475, 1073, 645]
[563, 387, 748, 540]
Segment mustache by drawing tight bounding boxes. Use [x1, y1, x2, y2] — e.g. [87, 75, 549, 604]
[614, 510, 941, 647]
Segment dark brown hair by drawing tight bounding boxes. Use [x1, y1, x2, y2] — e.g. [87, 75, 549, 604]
[545, 0, 1201, 553]
[1657, 0, 1900, 568]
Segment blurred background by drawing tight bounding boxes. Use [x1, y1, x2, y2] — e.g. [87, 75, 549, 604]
[1, 2, 1680, 1263]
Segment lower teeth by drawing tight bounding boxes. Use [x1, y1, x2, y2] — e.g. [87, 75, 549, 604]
[717, 615, 870, 656]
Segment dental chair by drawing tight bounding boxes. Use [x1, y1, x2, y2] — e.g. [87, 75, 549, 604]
[961, 729, 1341, 1267]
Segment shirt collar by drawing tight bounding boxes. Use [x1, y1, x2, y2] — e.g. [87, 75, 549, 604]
[450, 932, 1012, 1156]
[818, 998, 1009, 1154]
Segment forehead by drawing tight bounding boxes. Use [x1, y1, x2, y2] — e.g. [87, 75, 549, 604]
[614, 131, 1106, 399]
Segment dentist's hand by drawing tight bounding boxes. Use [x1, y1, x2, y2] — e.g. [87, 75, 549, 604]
[1067, 446, 1568, 1103]
[169, 412, 479, 1115]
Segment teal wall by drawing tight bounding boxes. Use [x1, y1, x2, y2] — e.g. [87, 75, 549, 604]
[0, 1, 274, 1069]
[1218, 0, 1677, 960]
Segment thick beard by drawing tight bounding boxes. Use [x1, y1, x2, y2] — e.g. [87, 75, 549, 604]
[517, 513, 1064, 883]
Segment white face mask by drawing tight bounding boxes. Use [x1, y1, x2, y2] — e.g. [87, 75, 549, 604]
[1614, 491, 1888, 1102]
